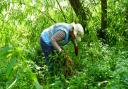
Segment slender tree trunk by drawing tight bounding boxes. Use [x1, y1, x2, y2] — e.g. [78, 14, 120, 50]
[99, 0, 108, 42]
[101, 0, 107, 29]
[69, 0, 87, 30]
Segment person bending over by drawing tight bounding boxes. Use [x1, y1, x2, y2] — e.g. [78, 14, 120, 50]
[40, 22, 84, 73]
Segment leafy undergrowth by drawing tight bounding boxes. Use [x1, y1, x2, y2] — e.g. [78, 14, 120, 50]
[36, 42, 128, 89]
[1, 41, 128, 89]
[0, 0, 128, 88]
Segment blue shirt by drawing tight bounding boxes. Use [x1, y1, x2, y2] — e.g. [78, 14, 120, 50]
[41, 23, 72, 46]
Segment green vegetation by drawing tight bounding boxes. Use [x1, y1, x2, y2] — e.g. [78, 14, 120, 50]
[0, 0, 128, 89]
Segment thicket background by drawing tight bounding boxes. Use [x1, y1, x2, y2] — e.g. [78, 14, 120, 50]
[0, 0, 128, 89]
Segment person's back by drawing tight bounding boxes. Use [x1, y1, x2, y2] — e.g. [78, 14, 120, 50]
[41, 23, 72, 46]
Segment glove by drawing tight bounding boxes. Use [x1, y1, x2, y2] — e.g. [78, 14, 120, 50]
[74, 46, 78, 56]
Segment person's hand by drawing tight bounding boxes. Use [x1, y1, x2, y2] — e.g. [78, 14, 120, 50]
[58, 48, 65, 57]
[74, 46, 78, 56]
[59, 48, 63, 53]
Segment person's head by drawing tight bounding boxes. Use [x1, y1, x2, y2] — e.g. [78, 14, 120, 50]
[71, 22, 84, 41]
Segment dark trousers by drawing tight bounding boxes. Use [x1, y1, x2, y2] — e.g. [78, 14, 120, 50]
[40, 37, 54, 73]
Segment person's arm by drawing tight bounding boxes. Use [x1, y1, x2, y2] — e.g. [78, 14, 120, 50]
[51, 31, 65, 52]
[69, 30, 78, 56]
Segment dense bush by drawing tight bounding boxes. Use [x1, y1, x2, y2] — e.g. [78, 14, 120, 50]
[0, 0, 128, 89]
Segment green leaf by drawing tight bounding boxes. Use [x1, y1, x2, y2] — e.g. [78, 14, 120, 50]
[6, 57, 16, 79]
[33, 80, 43, 89]
[0, 46, 11, 59]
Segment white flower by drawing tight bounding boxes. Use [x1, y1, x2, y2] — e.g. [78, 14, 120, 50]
[41, 6, 45, 12]
[21, 4, 26, 11]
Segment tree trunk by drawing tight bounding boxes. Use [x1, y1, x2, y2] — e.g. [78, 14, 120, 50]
[69, 0, 87, 30]
[99, 0, 108, 42]
[101, 0, 107, 29]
